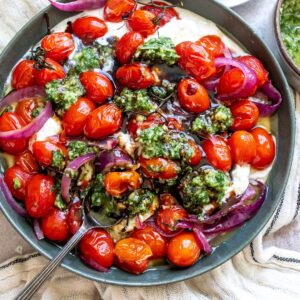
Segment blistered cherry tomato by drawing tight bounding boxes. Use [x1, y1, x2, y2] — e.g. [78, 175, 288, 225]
[80, 71, 114, 104]
[33, 58, 65, 86]
[237, 55, 269, 88]
[230, 100, 259, 131]
[15, 97, 41, 124]
[4, 166, 32, 201]
[79, 229, 114, 268]
[166, 117, 183, 131]
[12, 60, 36, 90]
[73, 16, 108, 43]
[41, 208, 69, 242]
[127, 10, 157, 37]
[132, 225, 167, 259]
[0, 112, 28, 155]
[104, 0, 136, 22]
[250, 127, 275, 169]
[116, 63, 155, 90]
[167, 232, 201, 267]
[202, 136, 232, 172]
[116, 32, 144, 64]
[104, 171, 142, 197]
[67, 201, 83, 235]
[228, 130, 256, 164]
[25, 174, 56, 218]
[196, 35, 225, 58]
[115, 237, 152, 274]
[155, 206, 188, 234]
[41, 32, 75, 62]
[32, 140, 67, 167]
[160, 193, 177, 206]
[177, 78, 210, 113]
[15, 150, 39, 174]
[139, 157, 180, 180]
[62, 98, 96, 136]
[188, 140, 202, 166]
[175, 41, 193, 56]
[84, 104, 122, 139]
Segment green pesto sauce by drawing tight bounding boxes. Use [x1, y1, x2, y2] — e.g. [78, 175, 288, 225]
[280, 0, 300, 67]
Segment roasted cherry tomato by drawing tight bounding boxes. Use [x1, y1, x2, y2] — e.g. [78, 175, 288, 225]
[79, 229, 114, 268]
[132, 225, 167, 259]
[115, 237, 152, 274]
[33, 58, 65, 86]
[116, 63, 155, 90]
[25, 174, 56, 218]
[237, 55, 269, 88]
[67, 201, 83, 235]
[167, 232, 201, 267]
[15, 97, 41, 124]
[139, 157, 180, 180]
[250, 127, 275, 169]
[141, 1, 179, 27]
[177, 78, 210, 113]
[62, 98, 96, 136]
[155, 206, 188, 234]
[84, 104, 122, 139]
[116, 32, 144, 64]
[188, 140, 202, 166]
[230, 100, 259, 131]
[196, 35, 225, 58]
[0, 112, 28, 155]
[175, 41, 193, 56]
[228, 130, 256, 165]
[41, 208, 69, 242]
[159, 193, 177, 206]
[32, 140, 67, 167]
[12, 60, 36, 90]
[41, 32, 75, 62]
[166, 117, 183, 131]
[127, 10, 157, 37]
[104, 0, 137, 22]
[202, 136, 232, 172]
[104, 171, 142, 197]
[4, 166, 32, 201]
[73, 16, 108, 43]
[15, 150, 39, 174]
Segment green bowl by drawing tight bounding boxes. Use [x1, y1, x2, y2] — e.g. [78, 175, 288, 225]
[0, 0, 295, 286]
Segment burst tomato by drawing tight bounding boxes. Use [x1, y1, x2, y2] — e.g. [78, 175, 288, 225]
[250, 127, 275, 169]
[127, 10, 157, 37]
[84, 104, 122, 139]
[196, 35, 225, 58]
[62, 98, 96, 136]
[12, 60, 36, 90]
[104, 0, 136, 22]
[167, 232, 201, 267]
[15, 150, 39, 174]
[166, 117, 183, 131]
[188, 140, 202, 166]
[15, 97, 41, 124]
[115, 238, 152, 274]
[159, 193, 177, 206]
[116, 63, 155, 89]
[67, 201, 83, 235]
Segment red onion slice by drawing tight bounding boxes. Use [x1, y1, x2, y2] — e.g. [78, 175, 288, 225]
[66, 136, 118, 150]
[135, 215, 146, 230]
[193, 225, 212, 254]
[33, 219, 44, 240]
[49, 0, 106, 12]
[80, 254, 109, 272]
[147, 220, 184, 238]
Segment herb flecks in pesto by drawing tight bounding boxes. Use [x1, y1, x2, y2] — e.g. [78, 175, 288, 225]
[73, 47, 100, 73]
[13, 178, 21, 190]
[52, 150, 65, 169]
[67, 141, 96, 161]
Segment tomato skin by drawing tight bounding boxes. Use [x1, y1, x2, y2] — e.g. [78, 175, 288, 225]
[202, 136, 232, 172]
[155, 206, 188, 234]
[67, 201, 83, 235]
[84, 104, 123, 139]
[41, 208, 69, 242]
[73, 16, 108, 43]
[116, 32, 144, 64]
[41, 32, 75, 62]
[79, 229, 114, 268]
[250, 127, 275, 169]
[127, 10, 157, 37]
[32, 140, 67, 167]
[188, 140, 202, 166]
[4, 166, 32, 201]
[230, 100, 259, 131]
[237, 55, 269, 88]
[159, 193, 177, 206]
[196, 35, 225, 58]
[228, 130, 257, 165]
[115, 237, 152, 274]
[132, 225, 167, 259]
[166, 117, 183, 131]
[33, 58, 65, 86]
[62, 98, 96, 136]
[12, 60, 36, 90]
[15, 150, 39, 174]
[0, 112, 28, 155]
[116, 63, 155, 90]
[167, 232, 201, 267]
[177, 78, 210, 113]
[15, 97, 40, 124]
[80, 71, 114, 104]
[104, 0, 136, 22]
[25, 174, 56, 218]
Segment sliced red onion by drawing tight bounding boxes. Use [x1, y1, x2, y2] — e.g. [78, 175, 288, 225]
[0, 174, 27, 217]
[49, 0, 106, 12]
[79, 254, 109, 272]
[66, 137, 118, 150]
[61, 153, 96, 202]
[0, 86, 52, 140]
[193, 225, 212, 254]
[33, 219, 44, 240]
[135, 215, 146, 230]
[147, 220, 184, 238]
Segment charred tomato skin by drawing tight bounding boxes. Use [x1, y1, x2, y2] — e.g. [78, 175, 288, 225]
[15, 150, 39, 174]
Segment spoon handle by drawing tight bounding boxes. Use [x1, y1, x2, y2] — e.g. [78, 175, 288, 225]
[16, 227, 88, 300]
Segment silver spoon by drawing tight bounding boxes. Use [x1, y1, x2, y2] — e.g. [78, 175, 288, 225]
[16, 198, 119, 300]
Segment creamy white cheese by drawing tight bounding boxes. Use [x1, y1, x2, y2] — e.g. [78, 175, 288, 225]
[231, 164, 251, 196]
